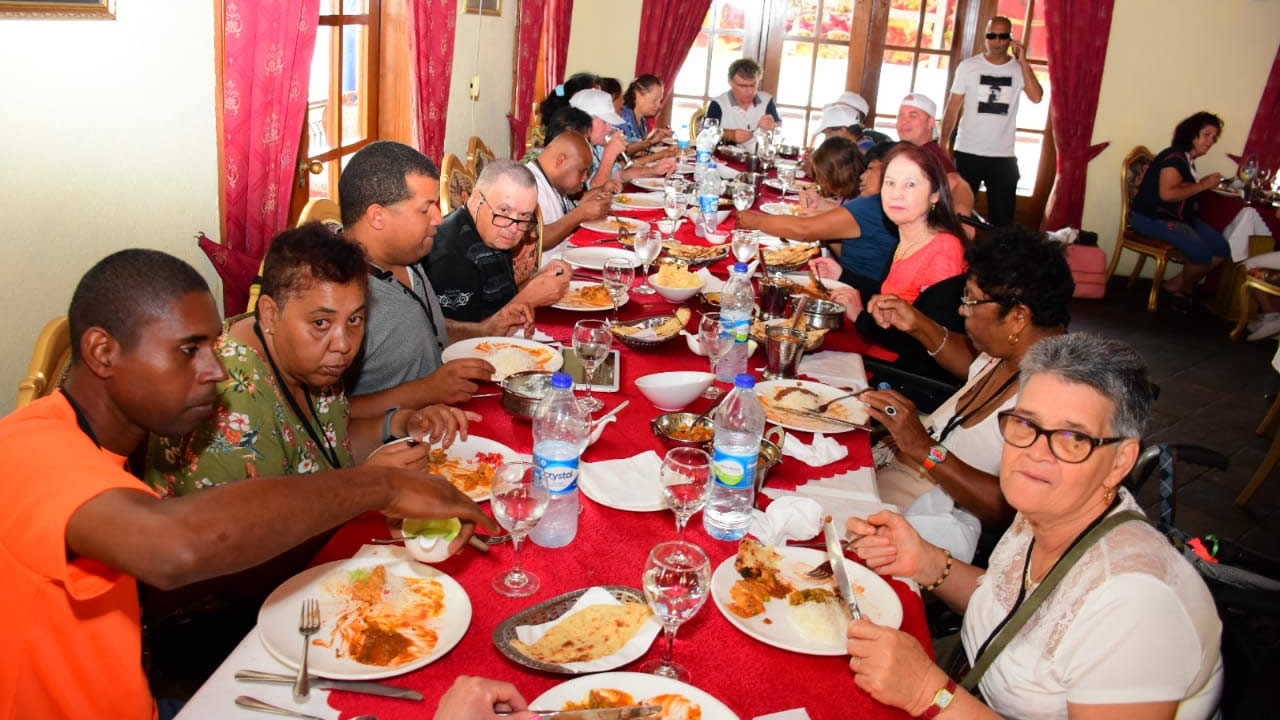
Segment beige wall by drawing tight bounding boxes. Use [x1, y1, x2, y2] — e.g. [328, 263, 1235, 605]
[0, 2, 222, 414]
[1083, 0, 1280, 273]
[442, 4, 518, 160]
[564, 0, 643, 85]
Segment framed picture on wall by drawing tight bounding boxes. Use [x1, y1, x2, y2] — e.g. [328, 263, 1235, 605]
[0, 0, 116, 19]
[462, 0, 500, 16]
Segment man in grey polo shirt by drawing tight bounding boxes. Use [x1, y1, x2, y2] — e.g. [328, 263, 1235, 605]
[341, 141, 533, 415]
[707, 58, 781, 152]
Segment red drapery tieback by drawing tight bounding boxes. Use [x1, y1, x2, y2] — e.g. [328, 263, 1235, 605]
[213, 0, 321, 315]
[635, 0, 714, 110]
[411, 0, 457, 164]
[1040, 0, 1115, 231]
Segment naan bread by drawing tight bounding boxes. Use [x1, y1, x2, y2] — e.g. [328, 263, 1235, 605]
[511, 602, 653, 663]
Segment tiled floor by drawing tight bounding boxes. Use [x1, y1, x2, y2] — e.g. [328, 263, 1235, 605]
[1073, 279, 1279, 563]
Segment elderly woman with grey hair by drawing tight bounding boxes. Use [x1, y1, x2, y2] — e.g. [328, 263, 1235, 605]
[841, 333, 1223, 720]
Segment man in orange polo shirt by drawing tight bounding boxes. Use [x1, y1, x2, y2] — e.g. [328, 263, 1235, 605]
[0, 250, 496, 719]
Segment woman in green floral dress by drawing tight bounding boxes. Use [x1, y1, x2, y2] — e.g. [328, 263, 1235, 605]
[146, 223, 475, 497]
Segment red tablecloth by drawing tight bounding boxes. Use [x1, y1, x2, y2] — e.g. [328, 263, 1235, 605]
[322, 178, 929, 720]
[1200, 189, 1280, 236]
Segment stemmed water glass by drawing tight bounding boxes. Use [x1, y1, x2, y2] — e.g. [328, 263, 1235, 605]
[632, 230, 663, 295]
[572, 319, 612, 413]
[698, 312, 733, 399]
[732, 182, 755, 212]
[662, 192, 684, 237]
[491, 461, 549, 597]
[777, 163, 797, 202]
[601, 258, 634, 323]
[731, 229, 760, 265]
[640, 540, 711, 682]
[660, 448, 711, 541]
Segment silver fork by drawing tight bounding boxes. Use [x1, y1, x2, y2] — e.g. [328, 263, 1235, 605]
[292, 598, 320, 702]
[797, 538, 856, 579]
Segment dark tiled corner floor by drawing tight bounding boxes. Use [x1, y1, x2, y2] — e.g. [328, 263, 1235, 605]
[1072, 279, 1280, 563]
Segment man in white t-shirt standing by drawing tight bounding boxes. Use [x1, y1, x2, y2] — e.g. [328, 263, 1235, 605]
[939, 15, 1043, 228]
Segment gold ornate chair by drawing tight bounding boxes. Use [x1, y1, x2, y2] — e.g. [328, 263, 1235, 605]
[690, 105, 707, 141]
[247, 198, 344, 313]
[525, 107, 545, 157]
[1103, 145, 1186, 312]
[1230, 270, 1280, 341]
[512, 206, 544, 286]
[466, 136, 497, 177]
[1239, 341, 1280, 505]
[16, 316, 71, 408]
[440, 153, 477, 217]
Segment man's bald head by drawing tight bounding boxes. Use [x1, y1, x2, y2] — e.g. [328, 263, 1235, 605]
[541, 130, 593, 196]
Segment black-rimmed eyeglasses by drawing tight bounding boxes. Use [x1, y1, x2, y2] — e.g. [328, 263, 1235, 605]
[997, 411, 1126, 463]
[959, 292, 1002, 308]
[476, 189, 536, 230]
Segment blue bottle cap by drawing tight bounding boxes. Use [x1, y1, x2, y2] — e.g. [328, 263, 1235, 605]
[734, 373, 756, 389]
[551, 372, 574, 389]
[733, 262, 749, 273]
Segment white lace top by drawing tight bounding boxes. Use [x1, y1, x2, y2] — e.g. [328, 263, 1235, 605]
[960, 490, 1223, 719]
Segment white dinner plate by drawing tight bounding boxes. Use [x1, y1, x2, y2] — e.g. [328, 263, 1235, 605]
[578, 465, 666, 513]
[612, 192, 666, 211]
[629, 177, 666, 192]
[763, 177, 817, 193]
[440, 336, 563, 381]
[754, 379, 869, 434]
[781, 272, 853, 293]
[579, 216, 652, 236]
[562, 246, 640, 271]
[423, 434, 526, 501]
[532, 671, 740, 720]
[711, 545, 902, 656]
[760, 202, 803, 216]
[552, 280, 631, 312]
[258, 557, 471, 679]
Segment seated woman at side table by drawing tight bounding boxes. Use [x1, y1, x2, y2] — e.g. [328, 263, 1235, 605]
[844, 334, 1222, 720]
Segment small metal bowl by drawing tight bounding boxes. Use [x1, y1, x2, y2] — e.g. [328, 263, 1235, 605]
[736, 171, 766, 189]
[651, 412, 715, 448]
[776, 144, 801, 159]
[795, 297, 846, 330]
[501, 370, 553, 421]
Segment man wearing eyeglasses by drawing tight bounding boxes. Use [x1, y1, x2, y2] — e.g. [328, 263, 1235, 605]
[939, 16, 1044, 228]
[425, 159, 572, 322]
[707, 58, 781, 152]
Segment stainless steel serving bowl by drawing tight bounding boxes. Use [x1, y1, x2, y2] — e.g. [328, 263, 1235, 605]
[501, 370, 553, 421]
[736, 171, 766, 189]
[796, 297, 846, 330]
[650, 412, 715, 449]
[651, 413, 784, 501]
[775, 144, 801, 159]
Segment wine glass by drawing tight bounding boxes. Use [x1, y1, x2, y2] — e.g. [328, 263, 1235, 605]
[732, 182, 755, 212]
[632, 230, 663, 295]
[698, 312, 733, 399]
[640, 540, 711, 682]
[572, 319, 612, 413]
[731, 229, 760, 265]
[777, 163, 797, 202]
[660, 448, 711, 541]
[491, 461, 549, 597]
[601, 258, 634, 322]
[662, 192, 684, 236]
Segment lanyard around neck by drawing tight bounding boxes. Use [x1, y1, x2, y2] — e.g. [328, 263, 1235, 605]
[252, 320, 341, 470]
[935, 360, 1018, 444]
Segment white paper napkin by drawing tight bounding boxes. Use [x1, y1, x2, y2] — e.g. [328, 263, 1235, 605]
[754, 710, 813, 720]
[527, 327, 556, 343]
[748, 496, 823, 545]
[696, 268, 725, 293]
[512, 586, 661, 672]
[781, 431, 848, 467]
[797, 350, 868, 391]
[579, 450, 665, 511]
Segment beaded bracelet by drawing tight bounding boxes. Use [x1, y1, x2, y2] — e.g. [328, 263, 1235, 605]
[927, 327, 949, 357]
[923, 549, 953, 592]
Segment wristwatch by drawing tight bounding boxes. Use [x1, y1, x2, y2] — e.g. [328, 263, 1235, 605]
[922, 443, 949, 471]
[382, 406, 401, 444]
[920, 678, 957, 718]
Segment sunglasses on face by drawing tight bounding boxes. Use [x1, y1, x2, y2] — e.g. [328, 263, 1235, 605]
[477, 189, 536, 230]
[986, 32, 1013, 40]
[997, 411, 1125, 464]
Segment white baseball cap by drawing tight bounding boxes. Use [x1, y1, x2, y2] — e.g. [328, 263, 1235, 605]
[569, 89, 624, 125]
[834, 91, 869, 123]
[819, 103, 860, 133]
[899, 93, 938, 118]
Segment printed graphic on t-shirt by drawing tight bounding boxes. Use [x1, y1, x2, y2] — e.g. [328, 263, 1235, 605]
[976, 74, 1013, 115]
[437, 291, 475, 310]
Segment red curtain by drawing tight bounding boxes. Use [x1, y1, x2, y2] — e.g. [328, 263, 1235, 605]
[507, 0, 547, 156]
[1238, 44, 1280, 172]
[544, 0, 574, 93]
[214, 0, 321, 314]
[635, 0, 713, 101]
[1040, 0, 1115, 231]
[411, 0, 457, 163]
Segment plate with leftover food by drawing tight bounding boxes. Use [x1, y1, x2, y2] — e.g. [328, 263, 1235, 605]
[579, 217, 652, 237]
[440, 336, 563, 381]
[612, 192, 667, 211]
[759, 202, 804, 216]
[258, 556, 471, 679]
[753, 379, 868, 434]
[553, 281, 630, 311]
[532, 671, 739, 720]
[562, 246, 641, 271]
[711, 539, 902, 655]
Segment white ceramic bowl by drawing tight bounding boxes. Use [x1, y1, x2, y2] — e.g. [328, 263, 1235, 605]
[649, 273, 705, 303]
[655, 219, 677, 234]
[635, 371, 715, 411]
[705, 231, 728, 245]
[716, 164, 740, 181]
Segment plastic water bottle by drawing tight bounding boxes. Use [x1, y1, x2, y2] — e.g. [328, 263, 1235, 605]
[677, 123, 691, 160]
[704, 373, 766, 540]
[529, 372, 589, 548]
[695, 119, 718, 177]
[717, 262, 754, 381]
[697, 166, 723, 234]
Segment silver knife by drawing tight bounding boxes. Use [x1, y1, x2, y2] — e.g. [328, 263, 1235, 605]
[498, 705, 662, 719]
[591, 399, 630, 427]
[824, 520, 863, 621]
[790, 408, 867, 429]
[235, 670, 423, 702]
